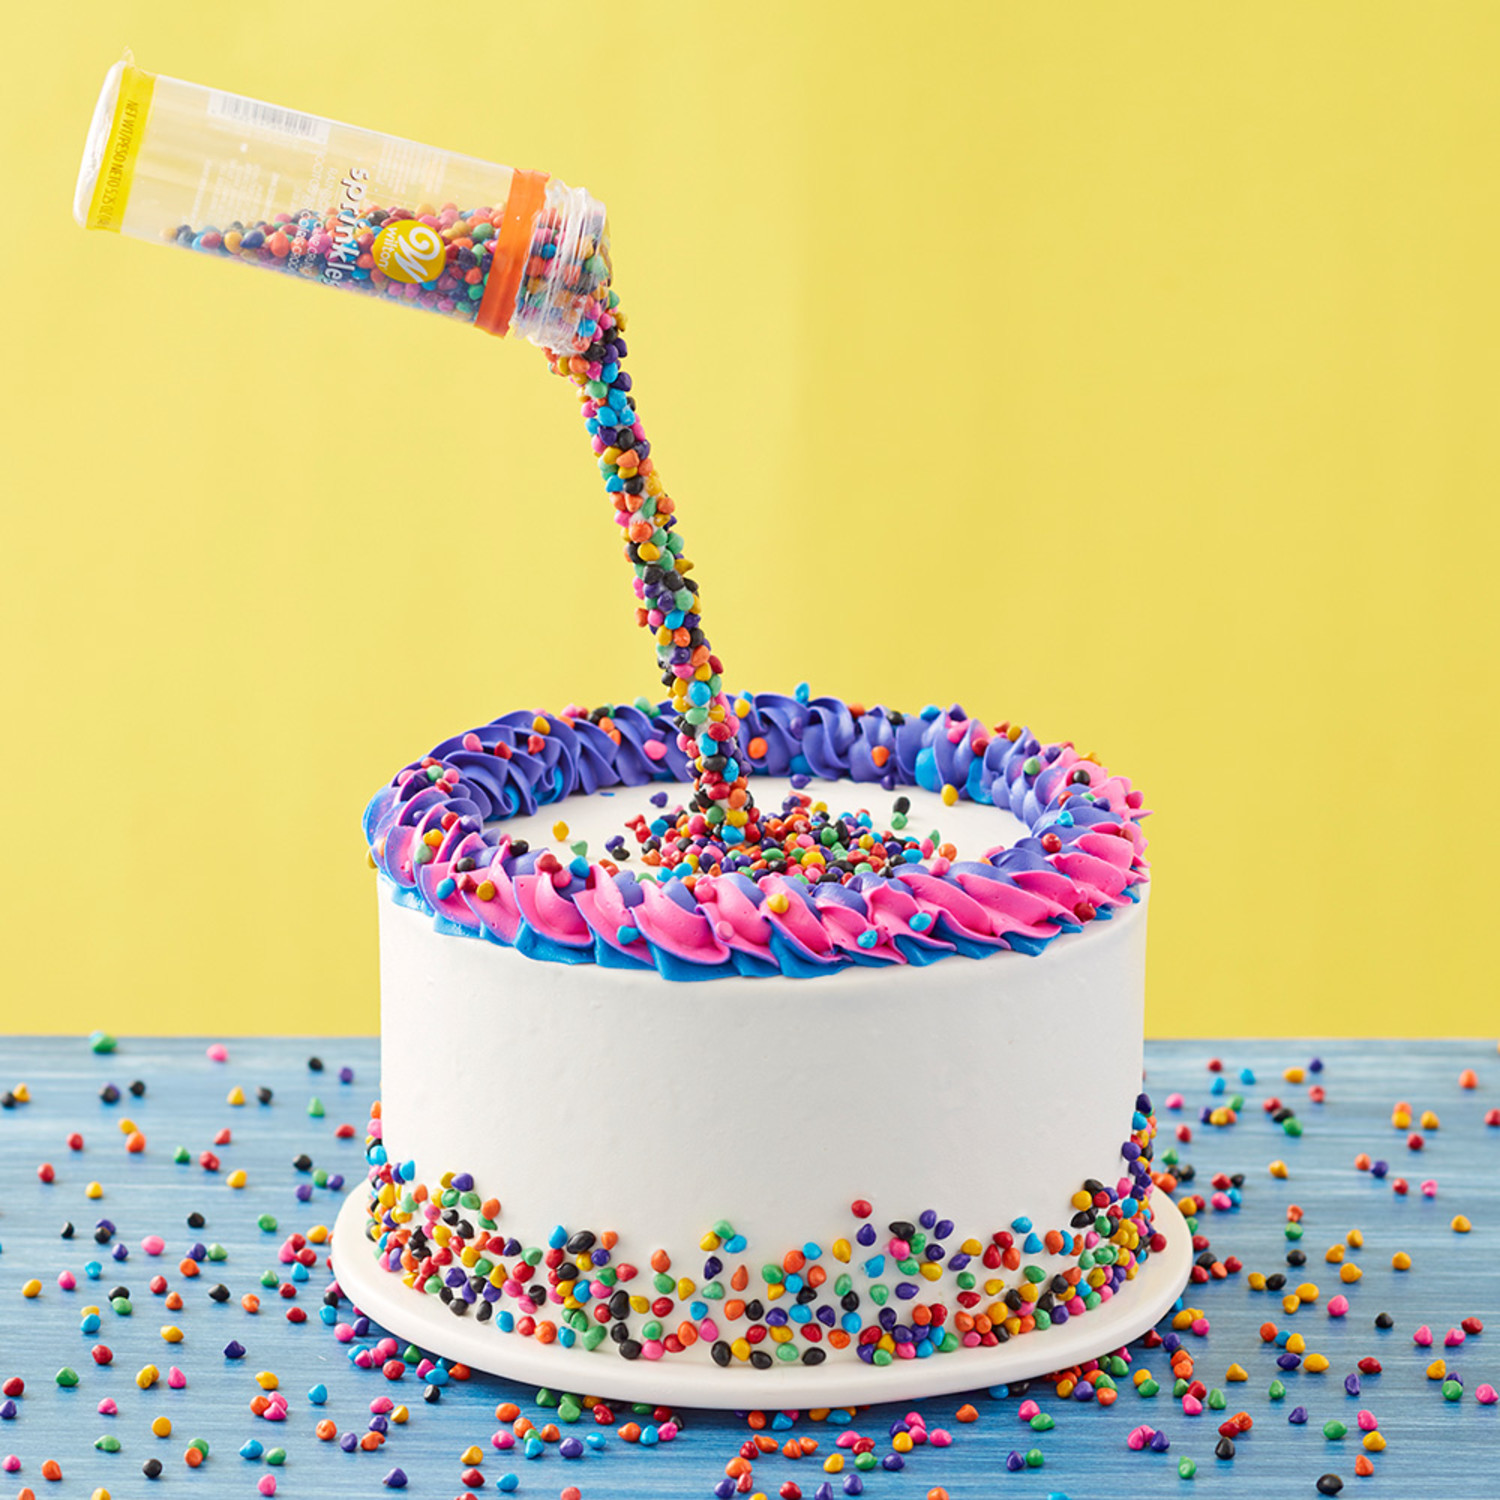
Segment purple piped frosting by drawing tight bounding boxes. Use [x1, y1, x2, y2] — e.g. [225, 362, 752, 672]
[364, 693, 1149, 980]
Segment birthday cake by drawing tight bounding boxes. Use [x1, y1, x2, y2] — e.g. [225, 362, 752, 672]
[359, 690, 1162, 1385]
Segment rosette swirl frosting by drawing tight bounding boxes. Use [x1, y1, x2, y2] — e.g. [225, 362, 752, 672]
[364, 694, 1148, 981]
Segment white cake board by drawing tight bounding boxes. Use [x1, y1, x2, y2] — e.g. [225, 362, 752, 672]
[331, 1189, 1194, 1409]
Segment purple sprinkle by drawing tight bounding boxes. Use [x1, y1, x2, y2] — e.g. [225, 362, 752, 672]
[1150, 1430, 1171, 1452]
[1372, 1160, 1389, 1179]
[0, 1400, 17, 1421]
[340, 1432, 358, 1452]
[1345, 1374, 1361, 1396]
[223, 1340, 246, 1359]
[881, 1453, 904, 1471]
[339, 1066, 354, 1084]
[1289, 1406, 1308, 1424]
[382, 1467, 408, 1488]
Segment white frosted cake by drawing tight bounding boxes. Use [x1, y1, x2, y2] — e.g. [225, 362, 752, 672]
[348, 691, 1174, 1399]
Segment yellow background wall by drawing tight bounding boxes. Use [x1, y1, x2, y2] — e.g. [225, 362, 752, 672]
[3, 4, 1497, 1036]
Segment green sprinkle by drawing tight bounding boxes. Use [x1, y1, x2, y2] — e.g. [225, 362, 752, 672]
[1179, 1457, 1197, 1479]
[266, 1446, 287, 1466]
[1269, 1379, 1287, 1400]
[56, 1367, 80, 1386]
[307, 1097, 325, 1118]
[1206, 1388, 1227, 1410]
[1030, 1413, 1055, 1431]
[173, 1146, 190, 1164]
[1323, 1420, 1347, 1440]
[95, 1434, 121, 1451]
[256, 1214, 278, 1233]
[1025, 1448, 1045, 1468]
[110, 1296, 132, 1316]
[90, 1032, 117, 1054]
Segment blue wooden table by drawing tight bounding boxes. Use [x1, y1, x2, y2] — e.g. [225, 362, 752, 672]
[0, 1037, 1496, 1499]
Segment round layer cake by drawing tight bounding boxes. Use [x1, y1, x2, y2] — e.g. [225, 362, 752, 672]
[352, 691, 1166, 1395]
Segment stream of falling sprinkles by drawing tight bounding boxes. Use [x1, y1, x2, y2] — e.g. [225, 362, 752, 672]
[2, 1037, 1498, 1498]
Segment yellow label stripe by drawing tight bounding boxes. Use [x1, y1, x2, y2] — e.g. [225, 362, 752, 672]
[86, 64, 156, 232]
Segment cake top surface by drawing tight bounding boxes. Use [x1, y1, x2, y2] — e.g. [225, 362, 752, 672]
[365, 687, 1149, 981]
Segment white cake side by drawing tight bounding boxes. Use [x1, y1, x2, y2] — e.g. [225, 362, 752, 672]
[375, 883, 1150, 1379]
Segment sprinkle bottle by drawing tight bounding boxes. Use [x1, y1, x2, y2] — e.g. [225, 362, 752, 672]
[74, 57, 610, 353]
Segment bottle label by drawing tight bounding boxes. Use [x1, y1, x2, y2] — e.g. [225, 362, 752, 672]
[371, 220, 449, 284]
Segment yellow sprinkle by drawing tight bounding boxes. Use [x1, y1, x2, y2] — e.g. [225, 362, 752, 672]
[1303, 1352, 1330, 1373]
[255, 1371, 279, 1390]
[476, 880, 496, 901]
[460, 1445, 484, 1464]
[1340, 1264, 1363, 1284]
[1283, 1067, 1306, 1084]
[552, 821, 569, 841]
[160, 1326, 183, 1343]
[227, 1087, 246, 1106]
[1392, 1251, 1412, 1270]
[151, 1416, 172, 1438]
[823, 1454, 845, 1473]
[1285, 1333, 1306, 1354]
[86, 1181, 103, 1199]
[227, 1169, 248, 1189]
[1225, 1363, 1248, 1382]
[1391, 1109, 1411, 1128]
[136, 1365, 160, 1389]
[831, 1238, 851, 1263]
[391, 1405, 409, 1424]
[1268, 1160, 1289, 1179]
[1325, 1245, 1344, 1263]
[308, 1225, 329, 1244]
[1282, 1294, 1302, 1315]
[531, 716, 550, 735]
[1247, 1272, 1267, 1291]
[1426, 1358, 1447, 1380]
[1363, 1431, 1387, 1452]
[1346, 1229, 1364, 1248]
[22, 1278, 42, 1299]
[1452, 1215, 1472, 1233]
[1420, 1110, 1440, 1130]
[119, 1118, 136, 1134]
[13, 1084, 29, 1103]
[91, 1489, 111, 1500]
[766, 893, 789, 915]
[940, 783, 958, 806]
[1295, 1283, 1321, 1303]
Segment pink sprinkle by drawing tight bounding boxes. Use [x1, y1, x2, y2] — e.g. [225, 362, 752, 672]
[493, 1432, 515, 1450]
[1191, 1316, 1210, 1336]
[1421, 1179, 1438, 1197]
[353, 1349, 374, 1369]
[1357, 1410, 1379, 1432]
[258, 1476, 277, 1496]
[1165, 1093, 1184, 1111]
[206, 1043, 229, 1062]
[334, 1323, 354, 1343]
[1476, 1384, 1498, 1404]
[142, 1235, 166, 1256]
[370, 1396, 395, 1414]
[642, 739, 667, 761]
[168, 1367, 186, 1389]
[3, 1456, 19, 1473]
[658, 1422, 679, 1442]
[1017, 1400, 1040, 1422]
[97, 1398, 117, 1415]
[1127, 1424, 1154, 1450]
[1182, 1395, 1204, 1416]
[1414, 1325, 1434, 1346]
[57, 1271, 76, 1291]
[374, 1338, 398, 1361]
[1445, 1328, 1466, 1347]
[836, 1432, 859, 1448]
[929, 1429, 953, 1448]
[1327, 1295, 1349, 1317]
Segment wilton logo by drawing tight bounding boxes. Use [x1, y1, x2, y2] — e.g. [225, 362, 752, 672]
[371, 219, 447, 285]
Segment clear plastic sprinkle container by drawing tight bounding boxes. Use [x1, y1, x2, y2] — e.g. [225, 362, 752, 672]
[74, 57, 611, 352]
